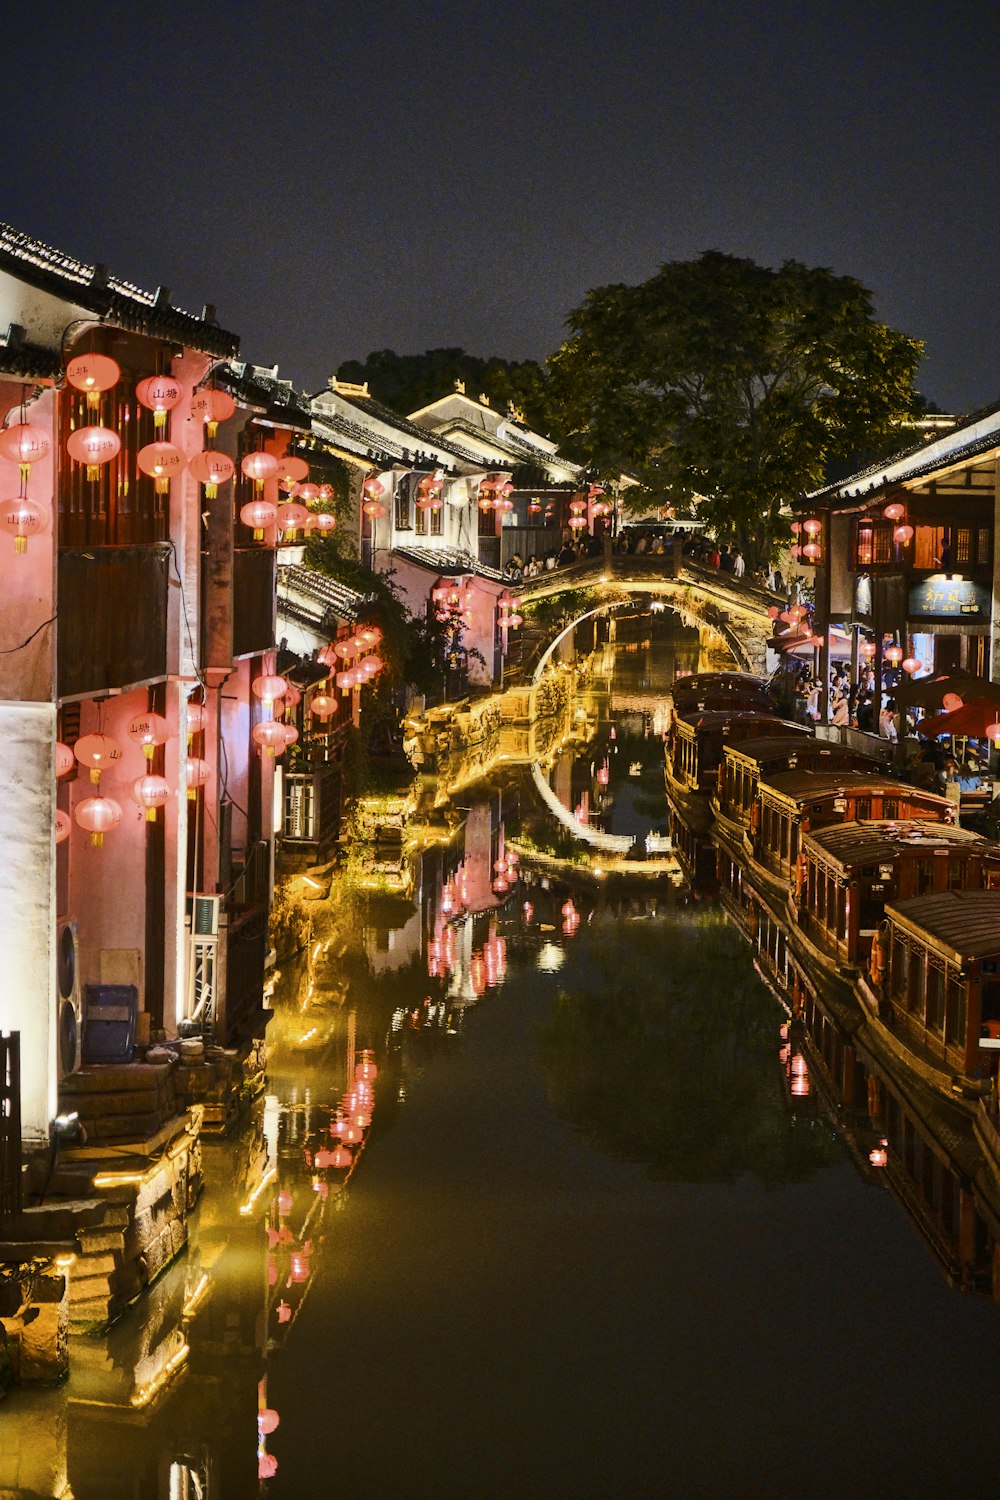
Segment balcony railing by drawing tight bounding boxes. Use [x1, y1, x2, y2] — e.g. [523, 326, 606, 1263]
[58, 545, 169, 697]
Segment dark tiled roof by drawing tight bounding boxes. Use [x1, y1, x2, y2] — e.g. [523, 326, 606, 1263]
[392, 545, 504, 582]
[277, 564, 375, 628]
[805, 819, 983, 867]
[220, 363, 312, 427]
[889, 889, 1000, 961]
[313, 389, 483, 470]
[0, 333, 61, 380]
[0, 221, 239, 357]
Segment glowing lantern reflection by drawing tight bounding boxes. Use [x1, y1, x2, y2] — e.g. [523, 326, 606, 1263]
[75, 794, 122, 847]
[355, 1050, 378, 1083]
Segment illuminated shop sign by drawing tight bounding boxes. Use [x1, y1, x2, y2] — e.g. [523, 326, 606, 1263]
[908, 576, 990, 618]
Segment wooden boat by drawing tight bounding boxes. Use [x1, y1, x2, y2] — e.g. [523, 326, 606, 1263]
[672, 670, 776, 717]
[667, 711, 809, 798]
[791, 820, 1000, 970]
[717, 736, 884, 832]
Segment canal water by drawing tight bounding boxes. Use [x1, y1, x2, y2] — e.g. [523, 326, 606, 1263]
[3, 613, 1000, 1499]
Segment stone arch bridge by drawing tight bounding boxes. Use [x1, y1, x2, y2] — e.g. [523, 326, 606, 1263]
[504, 553, 778, 684]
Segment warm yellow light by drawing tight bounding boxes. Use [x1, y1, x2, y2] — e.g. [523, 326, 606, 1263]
[130, 1342, 189, 1409]
[239, 1165, 277, 1217]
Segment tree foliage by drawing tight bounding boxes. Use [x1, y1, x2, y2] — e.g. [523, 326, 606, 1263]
[336, 347, 554, 434]
[546, 251, 923, 562]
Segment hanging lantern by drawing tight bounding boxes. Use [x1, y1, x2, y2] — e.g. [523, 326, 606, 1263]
[569, 498, 587, 514]
[280, 723, 299, 750]
[241, 451, 279, 492]
[190, 388, 235, 437]
[901, 656, 923, 675]
[65, 353, 120, 409]
[276, 501, 310, 539]
[127, 712, 171, 761]
[893, 524, 914, 545]
[568, 515, 587, 531]
[276, 455, 309, 491]
[74, 794, 122, 847]
[336, 669, 357, 696]
[357, 624, 382, 649]
[362, 475, 384, 497]
[66, 425, 121, 481]
[860, 640, 877, 659]
[362, 498, 385, 521]
[132, 773, 171, 821]
[478, 478, 496, 510]
[189, 449, 235, 498]
[941, 692, 964, 712]
[883, 501, 905, 521]
[986, 722, 1000, 744]
[55, 741, 75, 779]
[296, 482, 320, 505]
[528, 498, 542, 514]
[0, 496, 47, 553]
[282, 684, 301, 718]
[252, 674, 287, 718]
[868, 1146, 888, 1168]
[240, 498, 277, 540]
[185, 702, 207, 740]
[253, 720, 287, 757]
[137, 440, 186, 493]
[884, 644, 903, 665]
[312, 512, 336, 534]
[55, 808, 71, 844]
[318, 483, 334, 501]
[790, 521, 802, 535]
[310, 692, 336, 722]
[802, 517, 822, 537]
[135, 375, 182, 430]
[802, 541, 821, 562]
[185, 756, 210, 799]
[788, 604, 808, 622]
[0, 421, 50, 478]
[74, 732, 123, 784]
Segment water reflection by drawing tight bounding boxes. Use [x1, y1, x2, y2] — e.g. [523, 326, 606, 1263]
[6, 609, 1000, 1497]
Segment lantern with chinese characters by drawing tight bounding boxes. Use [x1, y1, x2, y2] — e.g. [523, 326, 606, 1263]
[276, 455, 309, 491]
[132, 773, 171, 821]
[240, 498, 277, 540]
[137, 440, 185, 493]
[55, 741, 75, 779]
[185, 756, 210, 799]
[241, 451, 279, 492]
[66, 353, 120, 409]
[189, 449, 235, 498]
[135, 375, 182, 430]
[127, 712, 170, 761]
[190, 388, 235, 437]
[253, 719, 287, 757]
[312, 511, 336, 534]
[67, 425, 121, 481]
[252, 674, 287, 718]
[74, 732, 123, 783]
[883, 501, 905, 522]
[75, 794, 122, 847]
[0, 421, 50, 478]
[185, 702, 207, 740]
[0, 496, 47, 553]
[296, 481, 319, 505]
[55, 809, 71, 844]
[276, 501, 309, 539]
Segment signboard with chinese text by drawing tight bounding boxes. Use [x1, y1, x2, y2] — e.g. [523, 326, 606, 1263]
[908, 577, 991, 619]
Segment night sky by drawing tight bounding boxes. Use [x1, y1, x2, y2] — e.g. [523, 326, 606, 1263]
[5, 1, 997, 412]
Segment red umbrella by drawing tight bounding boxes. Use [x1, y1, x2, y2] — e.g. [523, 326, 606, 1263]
[916, 699, 1000, 738]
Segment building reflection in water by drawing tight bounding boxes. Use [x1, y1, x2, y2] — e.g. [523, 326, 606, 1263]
[5, 607, 1000, 1497]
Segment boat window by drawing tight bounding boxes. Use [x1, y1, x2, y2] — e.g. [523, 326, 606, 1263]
[891, 937, 907, 997]
[926, 963, 945, 1035]
[907, 948, 924, 1012]
[945, 974, 966, 1047]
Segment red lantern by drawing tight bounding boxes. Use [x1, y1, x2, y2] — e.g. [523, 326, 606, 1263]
[132, 773, 171, 821]
[127, 712, 170, 761]
[312, 512, 336, 533]
[65, 353, 120, 409]
[0, 422, 50, 476]
[802, 541, 821, 562]
[941, 692, 963, 712]
[135, 375, 182, 430]
[884, 644, 903, 665]
[901, 656, 923, 675]
[329, 1144, 352, 1170]
[253, 720, 287, 757]
[280, 723, 299, 750]
[66, 425, 121, 481]
[355, 1051, 378, 1083]
[0, 496, 47, 553]
[252, 674, 287, 716]
[241, 451, 279, 491]
[282, 684, 301, 717]
[802, 517, 822, 537]
[883, 501, 905, 521]
[276, 455, 309, 489]
[986, 723, 1000, 745]
[893, 524, 914, 545]
[74, 732, 123, 783]
[74, 794, 122, 847]
[185, 703, 207, 738]
[189, 449, 235, 498]
[310, 692, 336, 722]
[363, 499, 386, 521]
[240, 498, 277, 540]
[276, 501, 309, 538]
[137, 440, 185, 493]
[190, 388, 235, 437]
[860, 641, 877, 659]
[55, 741, 74, 779]
[55, 809, 71, 844]
[296, 482, 320, 505]
[869, 1146, 888, 1168]
[363, 475, 384, 498]
[185, 756, 209, 799]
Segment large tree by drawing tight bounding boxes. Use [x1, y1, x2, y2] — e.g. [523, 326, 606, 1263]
[546, 251, 923, 562]
[336, 347, 554, 433]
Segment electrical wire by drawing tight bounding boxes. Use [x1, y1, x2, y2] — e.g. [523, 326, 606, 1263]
[0, 612, 57, 653]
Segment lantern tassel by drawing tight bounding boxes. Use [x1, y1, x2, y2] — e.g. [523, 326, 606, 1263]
[206, 482, 218, 499]
[86, 464, 99, 482]
[153, 411, 167, 431]
[14, 535, 26, 555]
[90, 768, 101, 785]
[91, 831, 103, 847]
[145, 807, 157, 822]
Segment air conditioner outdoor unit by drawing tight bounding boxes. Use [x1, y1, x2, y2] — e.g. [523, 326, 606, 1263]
[56, 916, 83, 1078]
